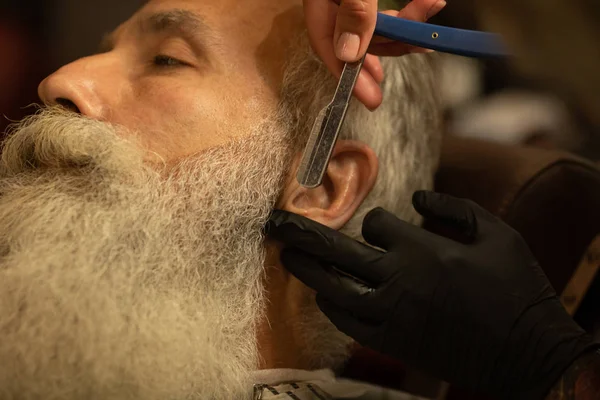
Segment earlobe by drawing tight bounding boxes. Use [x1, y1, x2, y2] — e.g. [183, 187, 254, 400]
[279, 140, 378, 230]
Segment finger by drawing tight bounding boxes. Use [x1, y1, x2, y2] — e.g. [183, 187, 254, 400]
[302, 0, 343, 91]
[316, 294, 376, 342]
[307, 32, 383, 110]
[368, 42, 434, 57]
[371, 6, 444, 45]
[334, 0, 378, 62]
[281, 249, 377, 300]
[412, 191, 497, 239]
[355, 55, 384, 109]
[361, 207, 440, 251]
[303, 0, 338, 57]
[368, 1, 446, 55]
[351, 0, 446, 103]
[319, 53, 383, 110]
[303, 0, 381, 109]
[395, 0, 447, 22]
[267, 210, 389, 283]
[353, 68, 383, 110]
[363, 54, 383, 84]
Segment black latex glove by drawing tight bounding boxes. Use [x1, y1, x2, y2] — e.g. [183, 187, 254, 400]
[266, 190, 598, 400]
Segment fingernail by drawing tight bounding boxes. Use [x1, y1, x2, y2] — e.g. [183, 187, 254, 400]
[426, 0, 446, 19]
[336, 32, 361, 62]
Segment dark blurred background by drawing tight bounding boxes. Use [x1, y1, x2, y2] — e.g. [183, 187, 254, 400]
[1, 1, 599, 160]
[0, 1, 141, 133]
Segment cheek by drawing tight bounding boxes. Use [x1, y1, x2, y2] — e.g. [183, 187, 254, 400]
[116, 80, 248, 160]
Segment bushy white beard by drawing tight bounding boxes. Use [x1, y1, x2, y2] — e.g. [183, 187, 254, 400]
[0, 107, 289, 400]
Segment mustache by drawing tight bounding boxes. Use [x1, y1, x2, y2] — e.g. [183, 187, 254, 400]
[1, 107, 147, 177]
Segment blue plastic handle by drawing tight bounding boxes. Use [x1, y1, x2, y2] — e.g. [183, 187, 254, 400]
[374, 13, 510, 58]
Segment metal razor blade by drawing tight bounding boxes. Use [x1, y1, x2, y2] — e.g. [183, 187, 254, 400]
[296, 57, 365, 188]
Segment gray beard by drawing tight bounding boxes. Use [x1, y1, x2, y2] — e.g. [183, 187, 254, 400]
[0, 108, 289, 400]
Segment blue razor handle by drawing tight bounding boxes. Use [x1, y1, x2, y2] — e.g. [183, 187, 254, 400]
[375, 13, 510, 58]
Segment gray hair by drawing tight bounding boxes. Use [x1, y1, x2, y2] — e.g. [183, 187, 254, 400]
[280, 38, 443, 238]
[277, 38, 443, 371]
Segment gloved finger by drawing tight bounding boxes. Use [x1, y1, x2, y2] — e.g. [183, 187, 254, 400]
[267, 210, 389, 284]
[316, 294, 377, 341]
[361, 207, 441, 251]
[281, 248, 377, 301]
[412, 191, 498, 238]
[334, 0, 378, 62]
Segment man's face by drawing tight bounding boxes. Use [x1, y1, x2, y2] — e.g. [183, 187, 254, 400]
[38, 0, 305, 161]
[0, 0, 337, 399]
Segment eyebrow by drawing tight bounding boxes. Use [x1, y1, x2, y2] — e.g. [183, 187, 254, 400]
[141, 9, 211, 37]
[99, 9, 215, 53]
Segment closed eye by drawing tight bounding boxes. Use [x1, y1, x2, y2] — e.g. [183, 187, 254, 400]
[153, 55, 189, 67]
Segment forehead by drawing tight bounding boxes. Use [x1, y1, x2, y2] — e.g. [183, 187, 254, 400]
[121, 0, 305, 54]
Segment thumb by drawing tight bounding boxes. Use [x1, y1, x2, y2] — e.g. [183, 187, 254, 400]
[334, 0, 378, 62]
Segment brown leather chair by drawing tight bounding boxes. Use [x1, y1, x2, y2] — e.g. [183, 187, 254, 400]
[435, 136, 600, 299]
[342, 136, 600, 399]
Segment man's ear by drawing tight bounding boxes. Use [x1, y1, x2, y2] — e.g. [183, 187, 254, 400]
[278, 140, 378, 230]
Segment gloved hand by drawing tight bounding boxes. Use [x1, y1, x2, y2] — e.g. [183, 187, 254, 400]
[266, 190, 598, 400]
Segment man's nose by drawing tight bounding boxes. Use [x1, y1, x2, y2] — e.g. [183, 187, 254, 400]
[38, 54, 122, 120]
